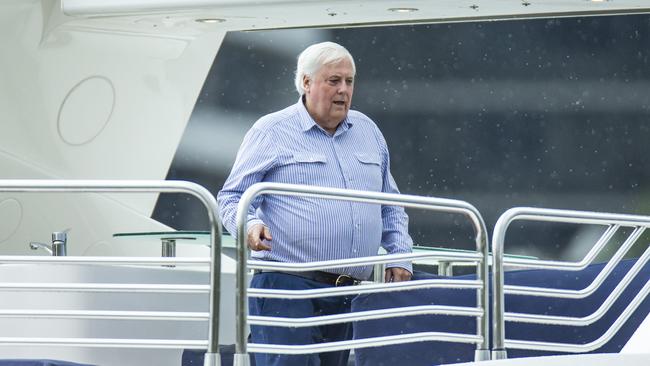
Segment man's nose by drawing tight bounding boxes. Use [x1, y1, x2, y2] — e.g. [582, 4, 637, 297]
[338, 83, 350, 94]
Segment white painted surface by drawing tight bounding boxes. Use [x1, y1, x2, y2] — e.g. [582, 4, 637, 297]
[450, 353, 650, 366]
[59, 0, 650, 29]
[622, 311, 650, 353]
[0, 199, 22, 243]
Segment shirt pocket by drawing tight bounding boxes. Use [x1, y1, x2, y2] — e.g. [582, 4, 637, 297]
[274, 152, 328, 184]
[353, 152, 382, 191]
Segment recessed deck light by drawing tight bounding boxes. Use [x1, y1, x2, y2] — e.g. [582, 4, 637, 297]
[387, 7, 419, 13]
[195, 18, 226, 23]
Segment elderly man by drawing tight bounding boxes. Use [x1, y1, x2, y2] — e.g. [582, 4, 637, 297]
[217, 41, 413, 366]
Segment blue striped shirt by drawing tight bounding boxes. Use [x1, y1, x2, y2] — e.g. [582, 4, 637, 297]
[217, 99, 413, 280]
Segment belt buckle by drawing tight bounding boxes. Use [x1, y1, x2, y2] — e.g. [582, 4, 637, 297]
[335, 274, 353, 287]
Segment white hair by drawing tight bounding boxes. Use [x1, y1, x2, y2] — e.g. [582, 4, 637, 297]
[294, 41, 356, 95]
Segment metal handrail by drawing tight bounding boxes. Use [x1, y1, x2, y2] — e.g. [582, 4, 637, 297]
[0, 309, 209, 321]
[502, 224, 619, 270]
[246, 333, 482, 352]
[248, 304, 483, 327]
[0, 337, 208, 349]
[505, 278, 650, 353]
[504, 227, 644, 298]
[0, 283, 209, 293]
[248, 251, 482, 271]
[248, 253, 482, 300]
[0, 256, 209, 265]
[491, 207, 650, 359]
[249, 332, 482, 355]
[505, 244, 650, 326]
[0, 179, 223, 363]
[235, 182, 490, 365]
[248, 278, 483, 299]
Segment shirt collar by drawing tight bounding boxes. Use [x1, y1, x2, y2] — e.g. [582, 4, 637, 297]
[296, 96, 353, 135]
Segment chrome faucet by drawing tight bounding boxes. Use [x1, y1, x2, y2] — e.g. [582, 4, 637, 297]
[29, 230, 69, 256]
[29, 241, 53, 255]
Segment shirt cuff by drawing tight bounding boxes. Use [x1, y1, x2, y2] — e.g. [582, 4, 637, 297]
[246, 219, 266, 234]
[386, 262, 413, 274]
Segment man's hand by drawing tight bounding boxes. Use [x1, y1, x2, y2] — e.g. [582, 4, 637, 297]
[385, 267, 412, 282]
[247, 223, 272, 251]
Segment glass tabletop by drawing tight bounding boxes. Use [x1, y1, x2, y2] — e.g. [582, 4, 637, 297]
[411, 245, 537, 268]
[113, 231, 236, 248]
[111, 233, 535, 261]
[412, 245, 537, 260]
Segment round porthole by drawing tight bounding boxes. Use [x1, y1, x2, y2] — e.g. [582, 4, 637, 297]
[57, 75, 115, 146]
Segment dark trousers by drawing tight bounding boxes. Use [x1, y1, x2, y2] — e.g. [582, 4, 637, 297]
[249, 272, 353, 366]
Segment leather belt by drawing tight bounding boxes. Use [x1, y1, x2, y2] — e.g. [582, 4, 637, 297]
[254, 270, 361, 287]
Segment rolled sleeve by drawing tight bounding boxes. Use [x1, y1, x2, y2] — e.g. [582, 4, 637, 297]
[377, 128, 413, 273]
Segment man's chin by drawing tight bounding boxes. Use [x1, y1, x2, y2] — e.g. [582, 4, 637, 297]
[331, 112, 347, 121]
[331, 107, 348, 116]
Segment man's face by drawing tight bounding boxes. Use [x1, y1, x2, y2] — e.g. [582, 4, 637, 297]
[303, 58, 355, 133]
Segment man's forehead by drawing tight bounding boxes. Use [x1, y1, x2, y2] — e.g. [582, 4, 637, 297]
[317, 60, 355, 77]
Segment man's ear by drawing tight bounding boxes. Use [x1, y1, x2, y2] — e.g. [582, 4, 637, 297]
[302, 75, 310, 92]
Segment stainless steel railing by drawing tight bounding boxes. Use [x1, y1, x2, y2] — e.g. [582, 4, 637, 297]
[234, 182, 490, 366]
[491, 207, 650, 359]
[0, 180, 223, 365]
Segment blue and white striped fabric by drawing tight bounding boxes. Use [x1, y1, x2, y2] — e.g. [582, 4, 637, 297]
[217, 99, 413, 280]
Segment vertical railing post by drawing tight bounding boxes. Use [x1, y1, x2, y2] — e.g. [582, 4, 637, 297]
[491, 209, 513, 360]
[204, 189, 223, 366]
[373, 263, 386, 283]
[233, 185, 257, 366]
[470, 209, 491, 362]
